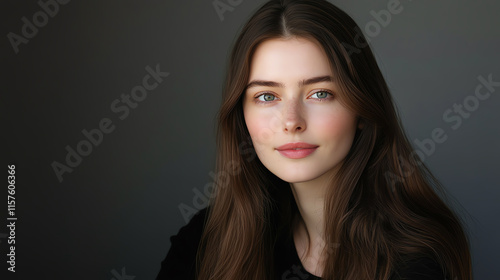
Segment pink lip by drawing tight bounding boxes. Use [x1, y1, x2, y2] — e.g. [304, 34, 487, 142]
[276, 142, 319, 159]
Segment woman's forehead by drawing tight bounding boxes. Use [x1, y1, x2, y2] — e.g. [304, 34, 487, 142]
[248, 37, 333, 83]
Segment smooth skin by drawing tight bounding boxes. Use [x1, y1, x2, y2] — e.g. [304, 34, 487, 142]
[242, 37, 360, 277]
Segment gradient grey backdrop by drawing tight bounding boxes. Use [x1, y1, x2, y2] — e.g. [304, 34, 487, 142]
[1, 0, 499, 279]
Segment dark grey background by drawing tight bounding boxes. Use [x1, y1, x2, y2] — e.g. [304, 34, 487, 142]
[1, 0, 498, 279]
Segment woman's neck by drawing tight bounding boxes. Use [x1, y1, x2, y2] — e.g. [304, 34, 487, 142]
[290, 181, 325, 242]
[290, 177, 331, 277]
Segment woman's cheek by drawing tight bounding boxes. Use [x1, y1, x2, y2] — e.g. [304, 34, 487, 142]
[245, 109, 276, 145]
[311, 110, 357, 141]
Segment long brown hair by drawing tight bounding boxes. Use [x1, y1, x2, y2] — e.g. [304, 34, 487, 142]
[196, 0, 472, 279]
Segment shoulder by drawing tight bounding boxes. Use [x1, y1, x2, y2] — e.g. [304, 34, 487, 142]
[156, 207, 209, 280]
[391, 257, 445, 280]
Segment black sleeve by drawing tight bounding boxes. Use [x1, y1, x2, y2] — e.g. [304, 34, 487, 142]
[391, 257, 445, 280]
[156, 207, 208, 280]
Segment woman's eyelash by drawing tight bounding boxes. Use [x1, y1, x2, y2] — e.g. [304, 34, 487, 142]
[254, 90, 334, 104]
[310, 90, 334, 101]
[254, 93, 278, 103]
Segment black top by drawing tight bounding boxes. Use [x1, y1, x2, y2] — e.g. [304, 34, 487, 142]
[157, 207, 445, 280]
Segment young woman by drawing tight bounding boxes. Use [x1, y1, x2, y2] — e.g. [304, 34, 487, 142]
[157, 0, 472, 279]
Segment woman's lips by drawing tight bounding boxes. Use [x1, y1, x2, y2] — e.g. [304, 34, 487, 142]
[277, 148, 318, 159]
[276, 142, 319, 159]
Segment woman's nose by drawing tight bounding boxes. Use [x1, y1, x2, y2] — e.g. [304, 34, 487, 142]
[282, 99, 306, 133]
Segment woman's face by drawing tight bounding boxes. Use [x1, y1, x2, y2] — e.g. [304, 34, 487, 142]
[242, 37, 359, 184]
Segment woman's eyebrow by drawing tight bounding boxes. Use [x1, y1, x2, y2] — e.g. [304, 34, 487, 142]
[245, 75, 333, 90]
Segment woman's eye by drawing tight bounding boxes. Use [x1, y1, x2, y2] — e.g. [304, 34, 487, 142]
[254, 91, 332, 104]
[310, 91, 332, 99]
[257, 93, 277, 102]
